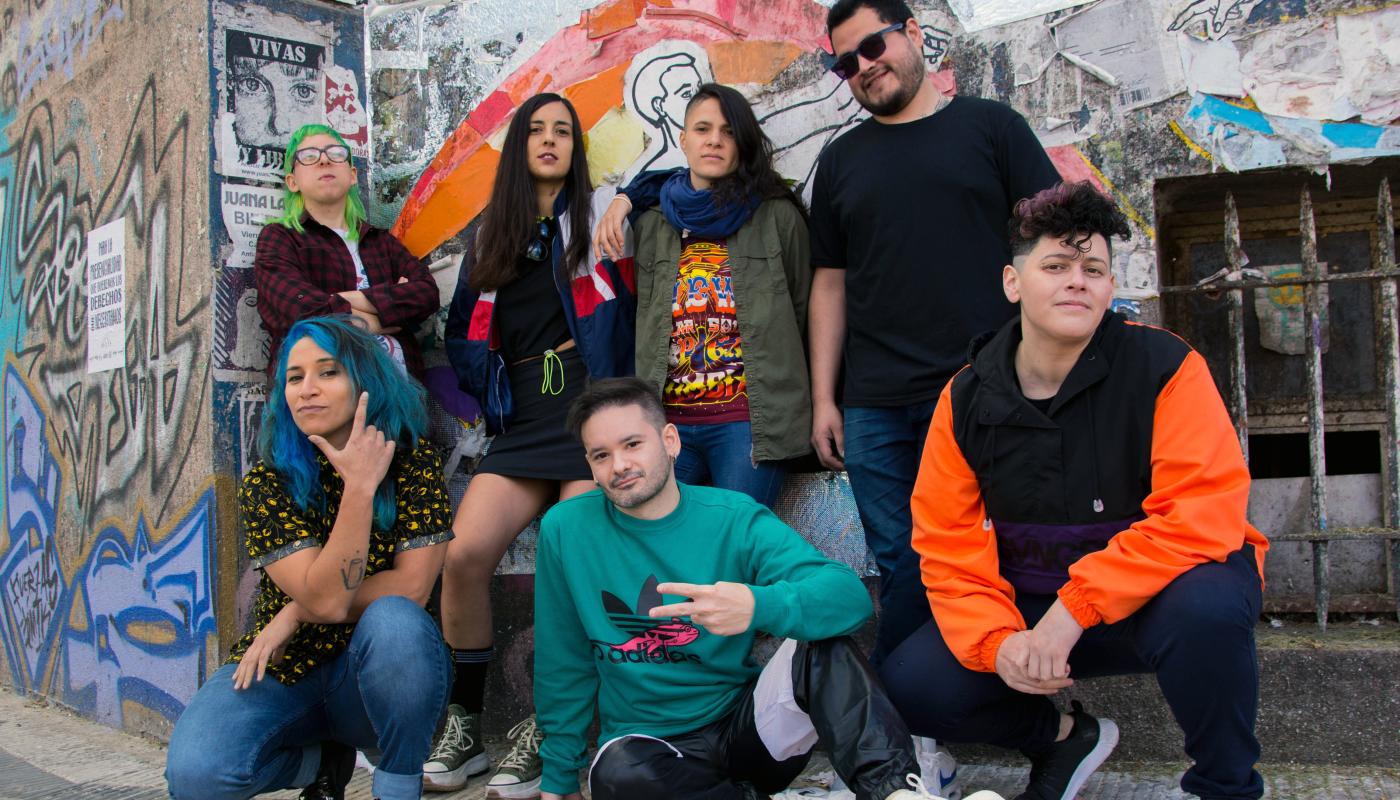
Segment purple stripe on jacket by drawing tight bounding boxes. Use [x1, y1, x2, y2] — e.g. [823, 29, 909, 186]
[993, 515, 1146, 595]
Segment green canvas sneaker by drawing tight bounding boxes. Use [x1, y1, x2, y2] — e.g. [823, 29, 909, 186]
[485, 715, 545, 799]
[422, 704, 490, 792]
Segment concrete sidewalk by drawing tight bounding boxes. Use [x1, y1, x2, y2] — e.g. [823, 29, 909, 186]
[2, 687, 1397, 800]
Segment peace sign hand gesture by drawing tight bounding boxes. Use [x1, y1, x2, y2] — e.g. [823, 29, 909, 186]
[649, 581, 755, 637]
[307, 392, 396, 495]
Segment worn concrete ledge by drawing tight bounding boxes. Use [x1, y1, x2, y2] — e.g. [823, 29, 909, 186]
[478, 575, 1400, 766]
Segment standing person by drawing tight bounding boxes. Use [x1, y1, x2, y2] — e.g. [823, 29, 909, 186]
[254, 124, 440, 379]
[632, 82, 811, 508]
[881, 183, 1268, 800]
[807, 0, 1061, 664]
[533, 377, 1006, 800]
[429, 92, 635, 797]
[165, 316, 454, 800]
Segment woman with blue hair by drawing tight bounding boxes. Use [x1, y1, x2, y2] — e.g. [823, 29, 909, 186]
[166, 315, 454, 800]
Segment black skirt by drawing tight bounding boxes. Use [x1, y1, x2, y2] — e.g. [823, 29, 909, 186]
[475, 347, 592, 481]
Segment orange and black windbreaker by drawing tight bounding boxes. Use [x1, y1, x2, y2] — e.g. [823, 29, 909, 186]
[911, 311, 1268, 673]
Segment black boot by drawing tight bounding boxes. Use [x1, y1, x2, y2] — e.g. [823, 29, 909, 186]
[298, 740, 357, 800]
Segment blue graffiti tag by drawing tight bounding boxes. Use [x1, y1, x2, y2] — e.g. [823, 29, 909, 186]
[0, 363, 66, 692]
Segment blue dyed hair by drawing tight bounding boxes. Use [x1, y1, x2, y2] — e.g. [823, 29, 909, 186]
[259, 316, 428, 531]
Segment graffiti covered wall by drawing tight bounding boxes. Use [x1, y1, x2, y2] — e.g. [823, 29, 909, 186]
[0, 0, 216, 739]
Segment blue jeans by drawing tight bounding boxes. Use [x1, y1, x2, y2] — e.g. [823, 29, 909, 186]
[842, 403, 938, 664]
[166, 596, 451, 800]
[880, 548, 1264, 799]
[675, 420, 787, 508]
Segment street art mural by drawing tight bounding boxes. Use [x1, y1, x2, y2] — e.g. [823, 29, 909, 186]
[0, 1, 217, 735]
[0, 364, 216, 728]
[0, 77, 204, 536]
[389, 0, 852, 257]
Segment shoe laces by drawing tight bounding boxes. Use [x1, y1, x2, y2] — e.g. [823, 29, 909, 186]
[903, 773, 947, 800]
[498, 716, 543, 770]
[428, 711, 468, 761]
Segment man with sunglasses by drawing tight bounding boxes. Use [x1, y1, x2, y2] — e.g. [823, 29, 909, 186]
[807, 0, 1060, 665]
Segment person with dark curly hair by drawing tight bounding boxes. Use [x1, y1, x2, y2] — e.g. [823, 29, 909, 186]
[879, 182, 1269, 800]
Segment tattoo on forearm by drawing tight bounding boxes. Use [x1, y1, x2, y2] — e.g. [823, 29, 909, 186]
[340, 557, 365, 590]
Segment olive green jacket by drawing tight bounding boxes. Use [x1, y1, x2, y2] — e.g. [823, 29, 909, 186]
[633, 198, 813, 462]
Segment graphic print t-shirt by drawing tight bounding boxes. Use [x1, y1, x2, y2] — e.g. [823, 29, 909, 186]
[665, 238, 750, 424]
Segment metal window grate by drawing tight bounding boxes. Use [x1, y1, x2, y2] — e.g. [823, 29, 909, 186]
[1159, 178, 1400, 628]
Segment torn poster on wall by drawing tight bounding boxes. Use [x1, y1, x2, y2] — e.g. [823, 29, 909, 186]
[1055, 0, 1185, 109]
[220, 183, 285, 269]
[1176, 34, 1245, 98]
[212, 2, 366, 182]
[222, 29, 326, 180]
[86, 219, 126, 374]
[946, 0, 1087, 34]
[1237, 6, 1400, 125]
[1176, 93, 1400, 172]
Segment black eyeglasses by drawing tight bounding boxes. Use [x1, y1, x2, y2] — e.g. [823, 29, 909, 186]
[827, 21, 907, 81]
[525, 219, 552, 262]
[293, 144, 351, 166]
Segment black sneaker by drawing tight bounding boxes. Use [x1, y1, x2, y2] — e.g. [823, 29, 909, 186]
[1014, 701, 1119, 800]
[298, 740, 357, 800]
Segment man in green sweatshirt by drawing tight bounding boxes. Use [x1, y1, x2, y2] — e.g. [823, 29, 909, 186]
[533, 377, 1003, 800]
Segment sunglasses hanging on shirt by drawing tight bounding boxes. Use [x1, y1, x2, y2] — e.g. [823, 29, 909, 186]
[525, 219, 552, 262]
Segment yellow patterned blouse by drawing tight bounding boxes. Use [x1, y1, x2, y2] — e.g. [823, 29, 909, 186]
[227, 439, 453, 684]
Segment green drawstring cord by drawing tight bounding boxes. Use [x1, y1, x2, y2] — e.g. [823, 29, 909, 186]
[541, 349, 565, 396]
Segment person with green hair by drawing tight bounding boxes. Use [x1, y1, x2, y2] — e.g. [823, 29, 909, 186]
[254, 124, 440, 379]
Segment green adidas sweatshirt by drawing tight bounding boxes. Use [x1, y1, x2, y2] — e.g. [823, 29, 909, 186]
[534, 483, 872, 795]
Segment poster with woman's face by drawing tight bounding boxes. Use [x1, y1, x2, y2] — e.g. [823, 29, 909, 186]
[222, 29, 325, 180]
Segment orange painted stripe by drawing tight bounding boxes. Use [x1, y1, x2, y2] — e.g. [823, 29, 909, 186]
[563, 62, 629, 129]
[398, 147, 501, 257]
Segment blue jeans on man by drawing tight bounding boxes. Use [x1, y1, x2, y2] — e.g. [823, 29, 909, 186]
[675, 420, 787, 508]
[842, 403, 938, 663]
[165, 596, 450, 800]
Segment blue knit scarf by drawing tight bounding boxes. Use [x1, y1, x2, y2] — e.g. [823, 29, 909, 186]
[659, 168, 759, 239]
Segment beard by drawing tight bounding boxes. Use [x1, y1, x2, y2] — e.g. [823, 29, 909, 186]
[601, 461, 672, 510]
[852, 53, 926, 117]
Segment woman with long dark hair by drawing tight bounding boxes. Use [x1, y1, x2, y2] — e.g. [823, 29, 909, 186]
[430, 92, 634, 797]
[166, 316, 454, 800]
[254, 124, 439, 378]
[629, 82, 811, 507]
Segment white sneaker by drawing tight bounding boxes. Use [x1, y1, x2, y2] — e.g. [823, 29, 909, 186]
[885, 773, 1007, 800]
[913, 736, 961, 800]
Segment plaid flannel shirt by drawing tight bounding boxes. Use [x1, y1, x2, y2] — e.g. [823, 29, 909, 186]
[254, 215, 439, 378]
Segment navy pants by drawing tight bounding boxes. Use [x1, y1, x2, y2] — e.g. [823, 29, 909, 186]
[842, 403, 937, 663]
[879, 549, 1264, 800]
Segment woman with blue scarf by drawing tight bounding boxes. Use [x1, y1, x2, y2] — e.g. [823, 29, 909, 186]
[631, 82, 812, 507]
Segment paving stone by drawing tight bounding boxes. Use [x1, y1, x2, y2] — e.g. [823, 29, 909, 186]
[2, 687, 1397, 800]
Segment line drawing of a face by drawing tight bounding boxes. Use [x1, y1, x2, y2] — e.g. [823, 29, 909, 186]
[625, 43, 712, 180]
[230, 56, 321, 150]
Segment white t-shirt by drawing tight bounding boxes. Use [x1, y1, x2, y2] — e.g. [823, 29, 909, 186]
[332, 227, 407, 373]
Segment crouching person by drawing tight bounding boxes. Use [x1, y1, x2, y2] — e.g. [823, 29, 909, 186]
[880, 183, 1268, 800]
[533, 378, 1004, 800]
[166, 316, 454, 800]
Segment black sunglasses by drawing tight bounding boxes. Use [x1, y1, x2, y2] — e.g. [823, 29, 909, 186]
[293, 144, 351, 166]
[827, 21, 907, 81]
[525, 219, 552, 262]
